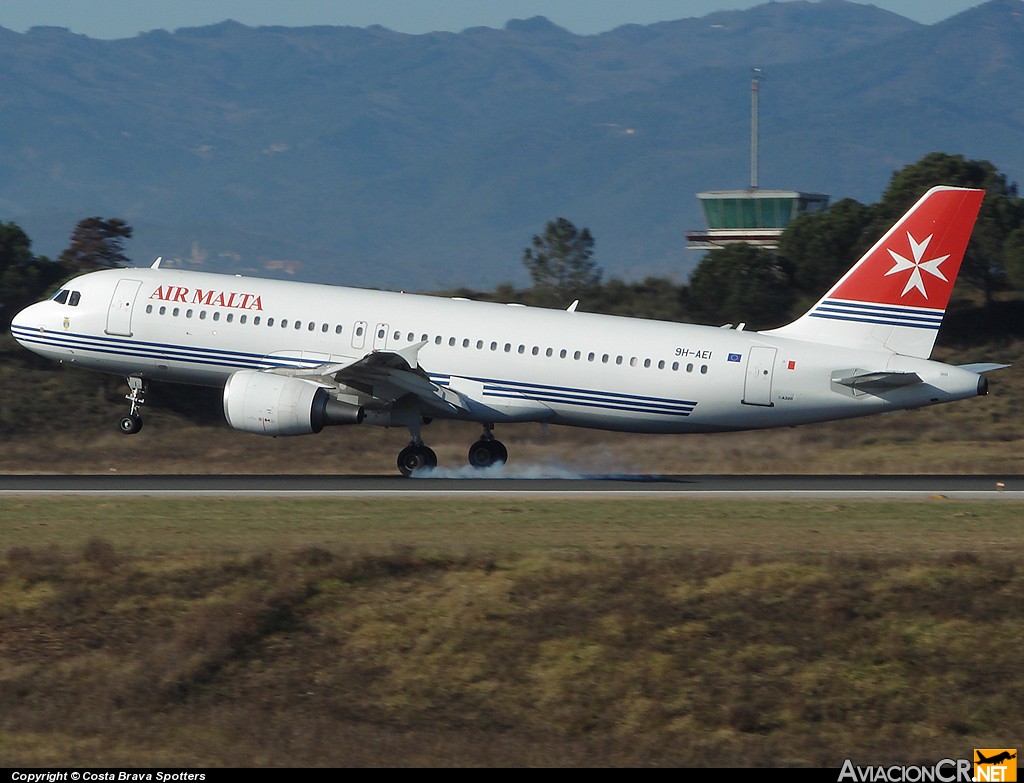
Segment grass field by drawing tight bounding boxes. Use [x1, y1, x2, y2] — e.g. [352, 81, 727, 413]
[1, 497, 1022, 767]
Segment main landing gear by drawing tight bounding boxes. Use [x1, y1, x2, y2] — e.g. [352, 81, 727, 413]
[397, 438, 437, 477]
[467, 424, 508, 469]
[119, 376, 147, 435]
[395, 423, 508, 477]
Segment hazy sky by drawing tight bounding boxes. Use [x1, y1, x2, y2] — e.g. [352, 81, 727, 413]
[0, 1, 990, 38]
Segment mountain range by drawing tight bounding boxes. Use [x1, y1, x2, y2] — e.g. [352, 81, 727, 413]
[1, 0, 1022, 290]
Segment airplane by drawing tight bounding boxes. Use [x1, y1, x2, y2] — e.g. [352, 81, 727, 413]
[977, 751, 1016, 765]
[10, 185, 1007, 476]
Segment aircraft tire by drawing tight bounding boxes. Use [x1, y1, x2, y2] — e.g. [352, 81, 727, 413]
[119, 414, 143, 435]
[468, 439, 508, 469]
[397, 444, 437, 477]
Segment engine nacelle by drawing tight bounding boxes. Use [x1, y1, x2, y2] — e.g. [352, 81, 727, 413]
[223, 370, 363, 436]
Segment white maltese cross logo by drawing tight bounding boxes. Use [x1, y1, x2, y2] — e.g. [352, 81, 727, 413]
[885, 232, 950, 299]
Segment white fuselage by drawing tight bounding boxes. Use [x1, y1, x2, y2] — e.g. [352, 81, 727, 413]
[11, 267, 985, 434]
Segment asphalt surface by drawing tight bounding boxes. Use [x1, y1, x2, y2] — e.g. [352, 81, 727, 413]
[0, 473, 1021, 497]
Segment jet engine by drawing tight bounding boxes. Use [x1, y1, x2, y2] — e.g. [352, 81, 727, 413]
[223, 370, 363, 436]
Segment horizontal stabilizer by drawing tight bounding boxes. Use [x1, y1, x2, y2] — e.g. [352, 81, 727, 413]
[834, 371, 922, 391]
[957, 362, 1010, 374]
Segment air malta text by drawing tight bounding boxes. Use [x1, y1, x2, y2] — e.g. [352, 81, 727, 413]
[149, 286, 264, 311]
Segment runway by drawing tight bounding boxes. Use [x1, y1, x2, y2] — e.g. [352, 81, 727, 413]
[0, 473, 1022, 498]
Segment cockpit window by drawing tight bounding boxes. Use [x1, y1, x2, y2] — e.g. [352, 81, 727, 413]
[52, 289, 69, 304]
[69, 291, 81, 307]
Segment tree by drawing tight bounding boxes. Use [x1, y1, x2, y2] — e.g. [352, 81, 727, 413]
[0, 222, 67, 328]
[522, 218, 601, 306]
[58, 217, 133, 272]
[777, 198, 873, 300]
[685, 244, 794, 330]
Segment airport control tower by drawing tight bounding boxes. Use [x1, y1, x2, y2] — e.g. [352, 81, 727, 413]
[686, 69, 829, 251]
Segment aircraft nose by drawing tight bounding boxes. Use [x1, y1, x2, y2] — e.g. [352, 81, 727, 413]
[10, 301, 47, 346]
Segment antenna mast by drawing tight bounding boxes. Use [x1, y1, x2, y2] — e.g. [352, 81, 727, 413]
[751, 67, 763, 189]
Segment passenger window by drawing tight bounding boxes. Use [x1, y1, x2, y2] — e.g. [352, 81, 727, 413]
[199, 311, 207, 320]
[186, 309, 194, 318]
[686, 363, 694, 373]
[335, 325, 342, 334]
[490, 342, 497, 351]
[69, 291, 81, 307]
[281, 319, 288, 328]
[545, 348, 553, 357]
[560, 349, 567, 359]
[394, 330, 400, 340]
[658, 360, 665, 369]
[518, 345, 525, 354]
[240, 314, 246, 324]
[408, 332, 415, 341]
[435, 336, 442, 345]
[267, 318, 274, 326]
[145, 305, 153, 314]
[701, 365, 708, 374]
[254, 316, 261, 325]
[476, 340, 483, 349]
[212, 312, 220, 321]
[296, 321, 303, 330]
[574, 351, 581, 360]
[588, 352, 595, 362]
[672, 362, 679, 371]
[449, 337, 456, 346]
[462, 338, 470, 348]
[309, 322, 316, 331]
[159, 306, 167, 315]
[615, 356, 622, 365]
[602, 354, 609, 363]
[173, 308, 180, 317]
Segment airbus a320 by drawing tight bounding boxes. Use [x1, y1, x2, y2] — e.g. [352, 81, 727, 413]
[11, 186, 1005, 475]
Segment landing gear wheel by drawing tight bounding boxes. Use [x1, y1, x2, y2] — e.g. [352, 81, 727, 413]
[468, 438, 508, 469]
[397, 444, 438, 477]
[119, 414, 143, 435]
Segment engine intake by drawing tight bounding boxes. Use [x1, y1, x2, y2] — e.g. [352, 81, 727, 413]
[223, 370, 363, 436]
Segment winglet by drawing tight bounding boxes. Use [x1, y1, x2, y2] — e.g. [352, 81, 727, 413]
[151, 256, 162, 269]
[566, 299, 579, 312]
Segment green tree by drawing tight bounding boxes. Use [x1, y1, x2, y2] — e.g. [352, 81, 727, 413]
[58, 217, 133, 272]
[0, 222, 67, 328]
[685, 244, 794, 330]
[522, 218, 601, 307]
[777, 198, 873, 300]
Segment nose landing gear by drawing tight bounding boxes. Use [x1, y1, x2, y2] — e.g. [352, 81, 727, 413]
[119, 376, 147, 435]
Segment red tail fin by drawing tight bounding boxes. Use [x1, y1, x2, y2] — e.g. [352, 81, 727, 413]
[762, 186, 985, 358]
[826, 186, 984, 310]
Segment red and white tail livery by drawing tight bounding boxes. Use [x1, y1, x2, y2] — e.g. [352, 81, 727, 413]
[765, 186, 985, 358]
[10, 185, 1006, 475]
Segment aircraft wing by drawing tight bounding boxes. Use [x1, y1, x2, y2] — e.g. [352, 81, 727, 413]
[269, 341, 469, 413]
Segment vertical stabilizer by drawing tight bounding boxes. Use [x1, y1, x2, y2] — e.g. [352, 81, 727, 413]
[762, 186, 984, 358]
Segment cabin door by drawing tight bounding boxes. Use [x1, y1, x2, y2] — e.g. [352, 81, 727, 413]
[742, 346, 777, 407]
[105, 279, 142, 337]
